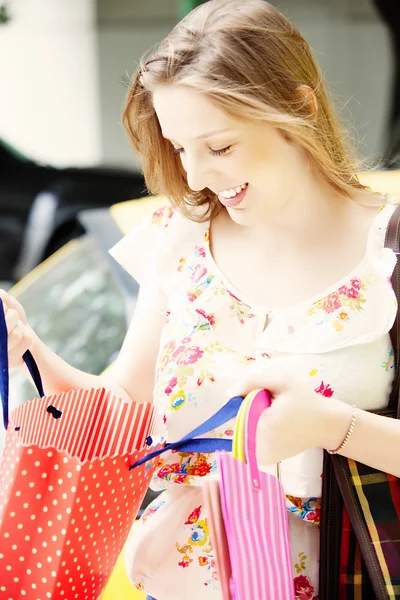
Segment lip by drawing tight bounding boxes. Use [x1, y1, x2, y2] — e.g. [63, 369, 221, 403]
[217, 184, 249, 208]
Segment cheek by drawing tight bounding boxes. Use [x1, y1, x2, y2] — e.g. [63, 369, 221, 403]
[246, 138, 290, 184]
[226, 149, 254, 182]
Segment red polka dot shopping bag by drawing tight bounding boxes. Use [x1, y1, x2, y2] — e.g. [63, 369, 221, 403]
[0, 300, 166, 600]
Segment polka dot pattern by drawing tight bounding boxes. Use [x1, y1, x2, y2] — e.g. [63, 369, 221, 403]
[0, 391, 166, 600]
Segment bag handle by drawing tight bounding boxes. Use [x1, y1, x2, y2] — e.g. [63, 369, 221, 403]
[130, 389, 274, 474]
[129, 394, 245, 469]
[233, 389, 272, 490]
[245, 390, 272, 488]
[0, 298, 45, 429]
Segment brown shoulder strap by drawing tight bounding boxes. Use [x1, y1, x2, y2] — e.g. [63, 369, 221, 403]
[384, 203, 400, 418]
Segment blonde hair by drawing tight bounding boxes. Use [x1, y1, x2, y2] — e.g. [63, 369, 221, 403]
[123, 0, 374, 221]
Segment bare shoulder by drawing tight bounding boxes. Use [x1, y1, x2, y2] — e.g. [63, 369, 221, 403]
[351, 191, 388, 231]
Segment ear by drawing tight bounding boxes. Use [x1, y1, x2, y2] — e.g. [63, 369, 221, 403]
[296, 85, 318, 120]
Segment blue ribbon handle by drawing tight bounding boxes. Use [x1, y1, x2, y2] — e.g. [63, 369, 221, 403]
[0, 298, 45, 429]
[129, 394, 244, 470]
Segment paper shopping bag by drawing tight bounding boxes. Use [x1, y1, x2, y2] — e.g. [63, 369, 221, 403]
[202, 478, 232, 599]
[0, 301, 166, 600]
[204, 390, 295, 600]
[131, 390, 295, 599]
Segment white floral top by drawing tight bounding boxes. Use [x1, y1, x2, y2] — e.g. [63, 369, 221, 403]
[109, 201, 397, 600]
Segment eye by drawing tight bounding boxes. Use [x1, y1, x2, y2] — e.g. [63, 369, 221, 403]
[172, 144, 233, 157]
[209, 145, 232, 157]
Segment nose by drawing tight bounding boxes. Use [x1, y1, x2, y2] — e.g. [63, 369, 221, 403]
[183, 155, 214, 192]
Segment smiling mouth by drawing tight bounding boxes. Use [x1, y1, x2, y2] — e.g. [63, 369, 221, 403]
[217, 183, 249, 208]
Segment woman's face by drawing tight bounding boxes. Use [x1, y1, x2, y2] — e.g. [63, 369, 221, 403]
[152, 85, 309, 226]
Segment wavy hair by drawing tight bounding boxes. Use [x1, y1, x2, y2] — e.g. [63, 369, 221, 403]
[123, 0, 374, 221]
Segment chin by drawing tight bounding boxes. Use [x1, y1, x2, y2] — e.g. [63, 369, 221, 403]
[226, 206, 257, 226]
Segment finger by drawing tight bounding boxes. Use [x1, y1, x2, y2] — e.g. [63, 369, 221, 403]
[7, 321, 26, 352]
[7, 346, 25, 369]
[8, 331, 33, 368]
[4, 295, 27, 322]
[5, 309, 20, 334]
[0, 289, 10, 311]
[0, 290, 27, 321]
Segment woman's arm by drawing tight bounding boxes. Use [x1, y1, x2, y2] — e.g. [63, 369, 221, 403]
[231, 371, 400, 477]
[317, 398, 400, 477]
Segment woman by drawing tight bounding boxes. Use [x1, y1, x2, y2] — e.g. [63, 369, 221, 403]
[2, 1, 400, 599]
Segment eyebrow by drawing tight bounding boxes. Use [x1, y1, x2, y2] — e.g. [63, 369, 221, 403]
[163, 128, 233, 144]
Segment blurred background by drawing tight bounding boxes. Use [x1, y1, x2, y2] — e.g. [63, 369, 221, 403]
[1, 0, 400, 432]
[2, 0, 399, 171]
[1, 0, 399, 286]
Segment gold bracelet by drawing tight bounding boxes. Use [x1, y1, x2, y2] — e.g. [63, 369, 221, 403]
[327, 410, 358, 455]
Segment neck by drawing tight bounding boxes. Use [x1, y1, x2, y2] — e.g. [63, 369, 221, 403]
[238, 171, 355, 254]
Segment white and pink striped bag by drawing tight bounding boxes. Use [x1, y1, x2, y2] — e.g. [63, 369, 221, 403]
[204, 389, 295, 600]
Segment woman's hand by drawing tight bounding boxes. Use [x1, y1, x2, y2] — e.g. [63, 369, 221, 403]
[228, 369, 353, 466]
[0, 289, 34, 368]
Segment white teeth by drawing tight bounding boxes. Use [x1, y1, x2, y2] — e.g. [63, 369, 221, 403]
[219, 182, 247, 198]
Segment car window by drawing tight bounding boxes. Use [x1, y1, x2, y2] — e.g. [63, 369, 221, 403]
[9, 235, 129, 409]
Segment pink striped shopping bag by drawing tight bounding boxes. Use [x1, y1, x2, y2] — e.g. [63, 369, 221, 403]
[204, 390, 295, 600]
[131, 389, 295, 599]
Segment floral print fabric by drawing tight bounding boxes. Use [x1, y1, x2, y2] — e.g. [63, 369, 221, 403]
[109, 202, 397, 600]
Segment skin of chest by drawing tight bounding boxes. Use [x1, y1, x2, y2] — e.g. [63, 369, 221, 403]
[209, 204, 380, 310]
